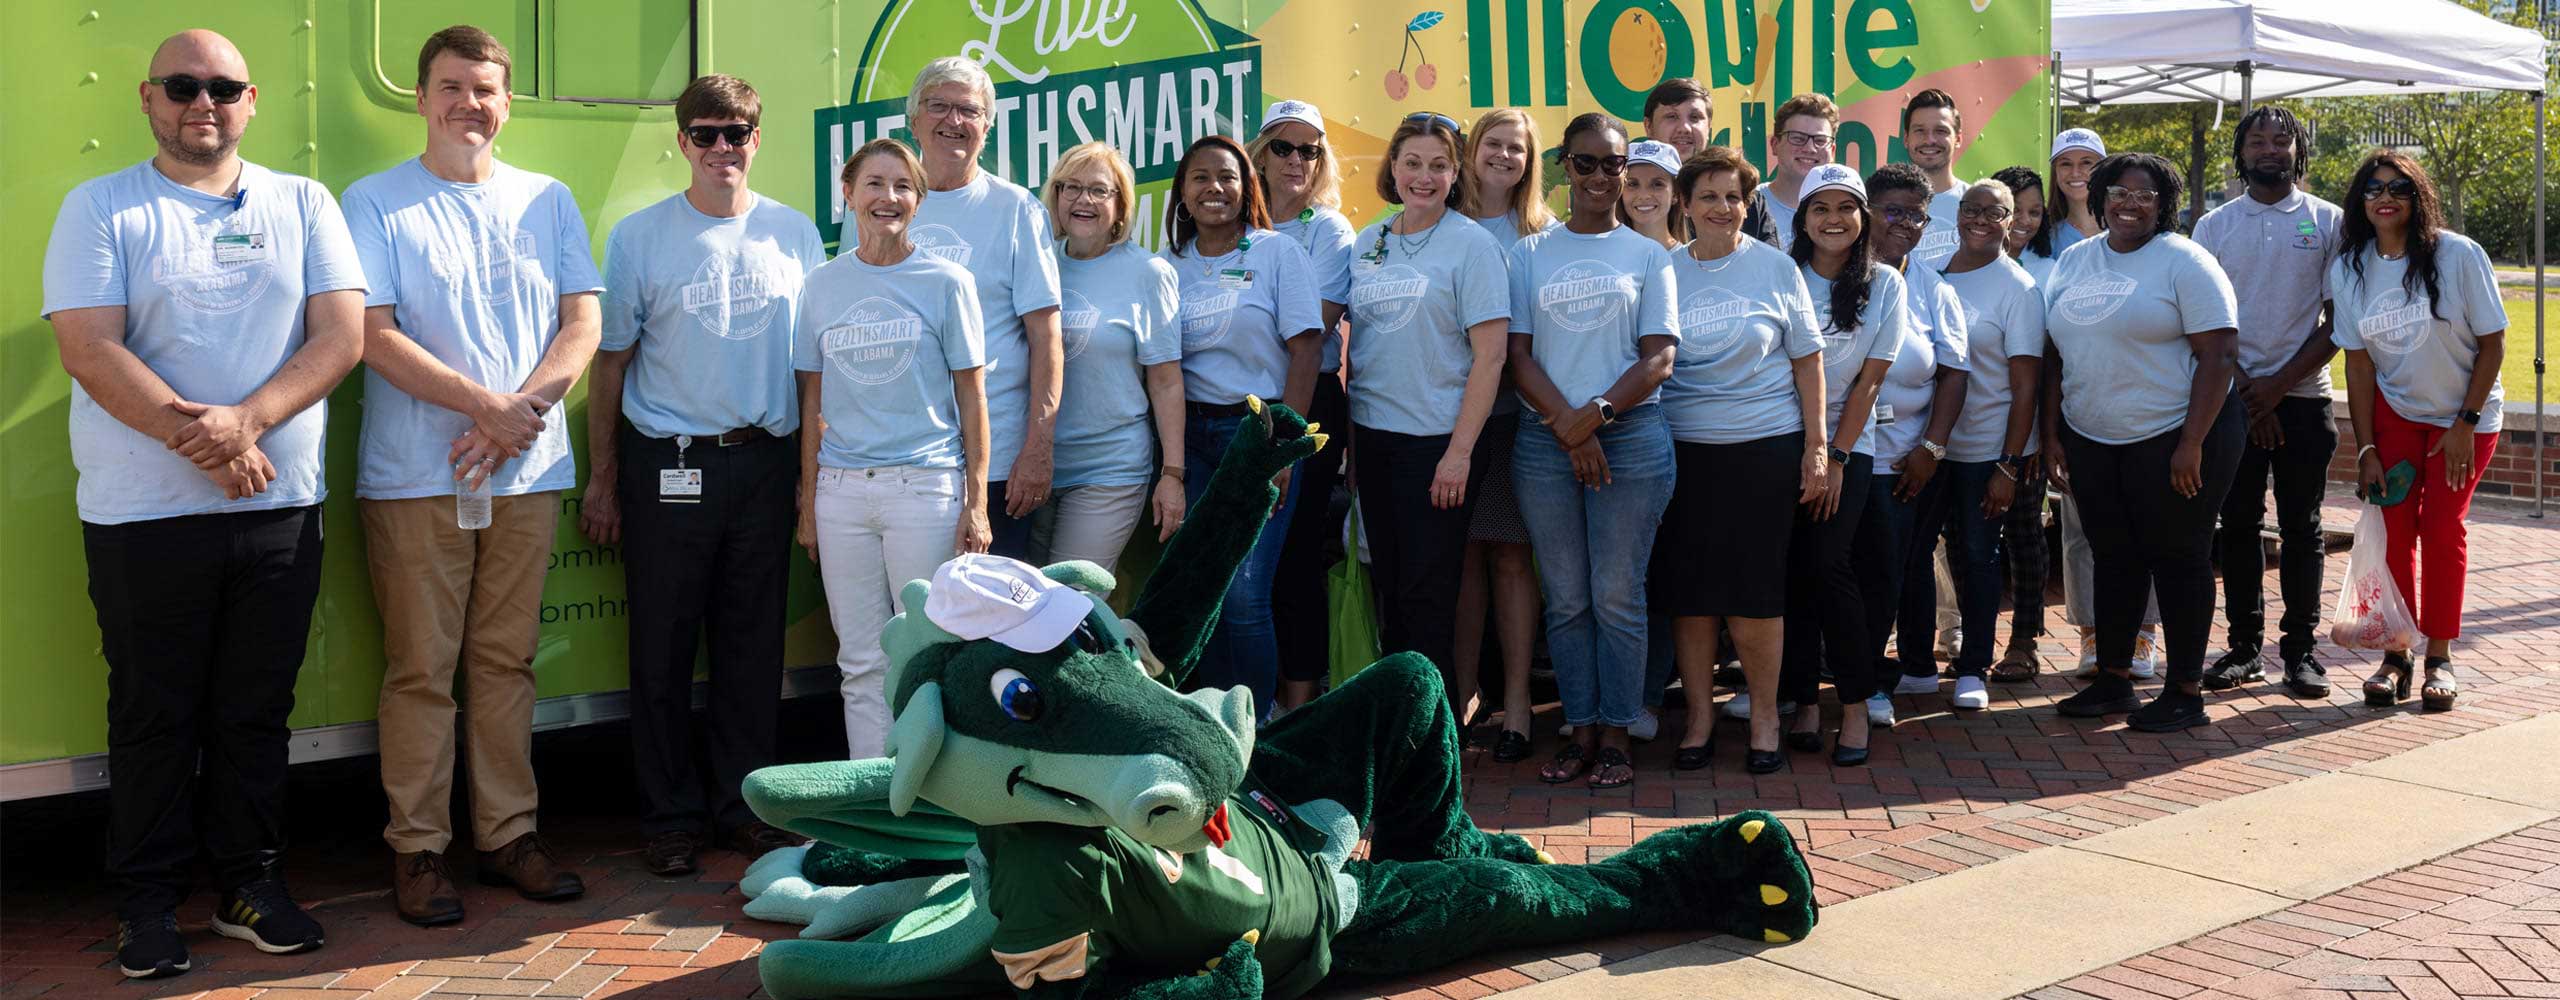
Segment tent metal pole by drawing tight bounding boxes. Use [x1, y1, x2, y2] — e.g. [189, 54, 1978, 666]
[2535, 93, 2546, 517]
[2239, 60, 2254, 115]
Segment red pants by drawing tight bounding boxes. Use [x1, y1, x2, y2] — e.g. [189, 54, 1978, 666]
[2372, 397, 2499, 640]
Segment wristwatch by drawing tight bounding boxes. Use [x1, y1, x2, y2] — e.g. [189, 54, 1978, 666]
[1919, 438, 1947, 460]
[1593, 398, 1617, 425]
[2458, 409, 2484, 426]
[1829, 446, 1850, 465]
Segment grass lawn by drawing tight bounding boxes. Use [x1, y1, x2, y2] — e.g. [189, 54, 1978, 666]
[2326, 291, 2553, 406]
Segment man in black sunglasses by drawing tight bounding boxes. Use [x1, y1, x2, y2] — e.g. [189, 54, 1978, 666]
[47, 29, 366, 977]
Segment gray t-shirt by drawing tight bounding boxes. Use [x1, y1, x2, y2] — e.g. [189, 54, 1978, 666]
[2189, 190, 2342, 398]
[2327, 233, 2506, 433]
[1344, 211, 1511, 436]
[1506, 226, 1680, 406]
[1940, 256, 2049, 461]
[1869, 264, 1969, 463]
[1662, 237, 1823, 444]
[1054, 241, 1181, 488]
[1803, 262, 1910, 456]
[2044, 233, 2239, 446]
[1272, 207, 1357, 374]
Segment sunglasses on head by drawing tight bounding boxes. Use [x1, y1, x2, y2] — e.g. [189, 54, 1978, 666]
[685, 123, 756, 148]
[1265, 138, 1324, 162]
[2363, 177, 2419, 201]
[1559, 152, 1629, 176]
[1403, 111, 1463, 140]
[148, 75, 249, 105]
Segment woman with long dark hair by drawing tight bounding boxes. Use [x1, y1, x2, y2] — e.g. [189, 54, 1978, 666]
[2330, 150, 2506, 712]
[2044, 152, 2243, 732]
[1159, 134, 1323, 717]
[2048, 128, 2106, 249]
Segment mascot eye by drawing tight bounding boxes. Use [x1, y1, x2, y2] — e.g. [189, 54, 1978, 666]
[989, 669, 1043, 722]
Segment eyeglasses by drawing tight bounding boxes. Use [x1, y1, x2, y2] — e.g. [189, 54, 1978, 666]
[684, 123, 755, 148]
[1265, 138, 1324, 162]
[1957, 204, 2014, 223]
[2362, 177, 2420, 201]
[1879, 205, 1930, 227]
[2103, 185, 2162, 208]
[1560, 152, 1629, 176]
[1051, 180, 1117, 204]
[1403, 112, 1463, 140]
[1778, 130, 1834, 150]
[921, 98, 987, 123]
[147, 75, 249, 105]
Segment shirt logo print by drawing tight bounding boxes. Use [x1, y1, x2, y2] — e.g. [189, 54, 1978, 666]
[1348, 263, 1430, 334]
[680, 248, 794, 341]
[1058, 289, 1102, 362]
[2359, 288, 2431, 359]
[2050, 255, 2137, 326]
[820, 296, 927, 386]
[1179, 285, 1239, 352]
[910, 224, 976, 267]
[1535, 259, 1635, 333]
[151, 217, 276, 321]
[1677, 285, 1755, 360]
[430, 225, 540, 306]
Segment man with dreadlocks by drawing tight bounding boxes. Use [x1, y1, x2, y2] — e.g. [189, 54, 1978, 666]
[2186, 106, 2343, 700]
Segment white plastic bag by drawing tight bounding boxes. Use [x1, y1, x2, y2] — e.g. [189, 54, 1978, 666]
[2330, 506, 2422, 651]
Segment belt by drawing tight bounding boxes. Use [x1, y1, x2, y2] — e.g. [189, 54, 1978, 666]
[673, 427, 774, 447]
[1186, 400, 1256, 419]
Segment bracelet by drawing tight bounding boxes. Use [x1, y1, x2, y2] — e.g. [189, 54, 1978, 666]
[1994, 463, 2019, 483]
[2356, 444, 2378, 462]
[1161, 465, 1186, 482]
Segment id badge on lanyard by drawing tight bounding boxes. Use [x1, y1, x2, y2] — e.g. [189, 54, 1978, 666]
[659, 436, 705, 502]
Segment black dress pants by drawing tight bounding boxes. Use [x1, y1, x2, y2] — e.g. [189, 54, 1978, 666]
[2059, 396, 2245, 686]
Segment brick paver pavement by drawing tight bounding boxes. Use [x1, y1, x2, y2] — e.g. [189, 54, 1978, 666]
[2028, 820, 2560, 1000]
[2, 498, 2554, 1000]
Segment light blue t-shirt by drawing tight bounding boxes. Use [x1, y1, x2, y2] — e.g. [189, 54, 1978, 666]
[1868, 263, 1969, 464]
[342, 158, 604, 500]
[599, 192, 823, 439]
[794, 248, 988, 469]
[1661, 237, 1822, 444]
[1272, 207, 1357, 374]
[1756, 182, 1799, 252]
[1344, 210, 1512, 436]
[2017, 247, 2058, 287]
[2327, 233, 2506, 434]
[1941, 256, 2049, 462]
[1909, 185, 1967, 271]
[863, 173, 1061, 482]
[1802, 262, 1910, 456]
[1054, 241, 1181, 488]
[1164, 229, 1322, 404]
[1506, 226, 1679, 406]
[42, 160, 368, 524]
[1468, 209, 1531, 248]
[2044, 233, 2239, 446]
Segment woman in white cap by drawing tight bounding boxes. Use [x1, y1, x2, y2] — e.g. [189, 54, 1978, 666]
[1159, 134, 1323, 719]
[1777, 162, 1905, 772]
[1342, 113, 1512, 731]
[1034, 141, 1184, 574]
[2049, 128, 2107, 250]
[1617, 140, 1684, 250]
[1506, 113, 1678, 790]
[1656, 145, 1827, 770]
[1251, 99, 1360, 713]
[797, 138, 991, 758]
[2044, 152, 2243, 733]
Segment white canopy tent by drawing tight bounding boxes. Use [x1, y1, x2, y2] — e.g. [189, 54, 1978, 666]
[2054, 0, 2550, 514]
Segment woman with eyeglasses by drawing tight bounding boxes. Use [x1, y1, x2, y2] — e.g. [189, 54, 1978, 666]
[1458, 108, 1553, 755]
[1250, 100, 1359, 713]
[1845, 164, 1969, 740]
[1778, 163, 1905, 772]
[1985, 165, 2061, 685]
[1656, 146, 1827, 770]
[796, 139, 991, 757]
[1159, 134, 1323, 718]
[1618, 140, 1684, 249]
[2330, 151, 2505, 712]
[1340, 114, 1512, 728]
[1030, 142, 1183, 574]
[2049, 128, 2107, 250]
[1505, 114, 1678, 790]
[2043, 152, 2243, 733]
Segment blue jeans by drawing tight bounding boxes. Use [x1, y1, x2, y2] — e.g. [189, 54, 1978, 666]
[1511, 406, 1675, 728]
[1904, 460, 2004, 677]
[1854, 471, 1935, 699]
[1184, 410, 1299, 718]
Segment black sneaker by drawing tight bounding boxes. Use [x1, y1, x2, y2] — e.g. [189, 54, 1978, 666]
[2128, 690, 2210, 732]
[2056, 671, 2142, 717]
[211, 878, 326, 954]
[2200, 648, 2264, 690]
[116, 912, 189, 979]
[2282, 653, 2330, 699]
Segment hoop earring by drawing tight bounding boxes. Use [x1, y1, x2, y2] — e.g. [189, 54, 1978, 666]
[1174, 200, 1193, 222]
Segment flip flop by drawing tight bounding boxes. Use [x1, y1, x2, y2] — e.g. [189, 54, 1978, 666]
[1587, 747, 1634, 789]
[1538, 743, 1589, 784]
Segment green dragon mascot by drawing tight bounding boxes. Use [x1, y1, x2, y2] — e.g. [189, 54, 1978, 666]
[737, 399, 1818, 999]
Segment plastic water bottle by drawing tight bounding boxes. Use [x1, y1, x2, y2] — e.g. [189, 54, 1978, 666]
[457, 467, 494, 530]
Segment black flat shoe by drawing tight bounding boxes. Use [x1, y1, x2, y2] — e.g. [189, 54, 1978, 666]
[2127, 690, 2209, 732]
[2201, 648, 2264, 690]
[2281, 653, 2330, 699]
[1491, 729, 1533, 763]
[2056, 671, 2142, 717]
[1674, 741, 1714, 771]
[1785, 730, 1824, 753]
[1745, 748, 1784, 774]
[1831, 738, 1869, 768]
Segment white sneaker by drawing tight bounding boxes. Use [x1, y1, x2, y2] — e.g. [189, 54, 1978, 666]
[1894, 673, 1940, 696]
[1865, 693, 1897, 727]
[1951, 676, 1990, 710]
[1936, 628, 1963, 661]
[1557, 721, 1574, 737]
[2130, 628, 2161, 679]
[1628, 709, 1660, 742]
[2074, 629, 2102, 678]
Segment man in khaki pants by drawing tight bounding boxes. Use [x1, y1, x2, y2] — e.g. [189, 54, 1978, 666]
[341, 24, 600, 926]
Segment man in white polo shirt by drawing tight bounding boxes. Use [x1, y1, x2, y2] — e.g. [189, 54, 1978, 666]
[340, 24, 601, 926]
[44, 29, 363, 977]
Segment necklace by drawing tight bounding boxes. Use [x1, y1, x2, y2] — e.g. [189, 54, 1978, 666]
[1687, 240, 1742, 272]
[1391, 213, 1441, 258]
[2379, 248, 2407, 261]
[1191, 233, 1250, 276]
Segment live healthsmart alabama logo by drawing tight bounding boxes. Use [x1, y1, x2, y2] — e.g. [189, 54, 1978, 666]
[813, 0, 1262, 251]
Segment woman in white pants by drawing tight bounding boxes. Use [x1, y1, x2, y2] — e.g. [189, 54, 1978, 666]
[796, 139, 993, 758]
[1032, 142, 1186, 571]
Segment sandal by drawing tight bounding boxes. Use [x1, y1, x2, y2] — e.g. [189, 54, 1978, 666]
[2421, 657, 2459, 712]
[1587, 747, 1634, 789]
[1674, 739, 1714, 771]
[1492, 729, 1533, 763]
[2364, 650, 2414, 707]
[1990, 639, 2041, 683]
[1538, 743, 1590, 784]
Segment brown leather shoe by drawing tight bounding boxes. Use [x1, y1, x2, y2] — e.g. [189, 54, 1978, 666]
[391, 851, 464, 926]
[476, 832, 584, 901]
[719, 821, 803, 859]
